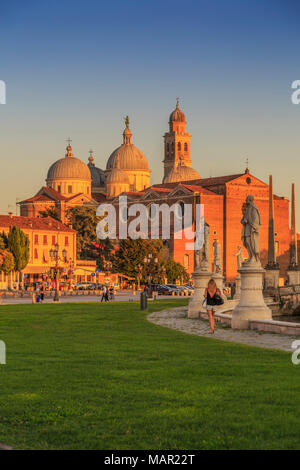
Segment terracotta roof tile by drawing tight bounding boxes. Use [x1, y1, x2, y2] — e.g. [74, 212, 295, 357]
[0, 215, 75, 232]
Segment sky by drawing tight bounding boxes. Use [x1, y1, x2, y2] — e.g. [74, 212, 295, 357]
[1, 0, 300, 226]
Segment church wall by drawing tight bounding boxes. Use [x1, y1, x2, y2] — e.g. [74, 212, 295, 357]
[171, 193, 223, 275]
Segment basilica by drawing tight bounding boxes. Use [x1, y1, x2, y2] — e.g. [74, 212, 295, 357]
[19, 102, 293, 281]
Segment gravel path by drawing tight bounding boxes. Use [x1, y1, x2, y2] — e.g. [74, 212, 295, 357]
[148, 307, 297, 352]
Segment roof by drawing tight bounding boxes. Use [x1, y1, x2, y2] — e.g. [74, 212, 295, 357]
[177, 173, 244, 188]
[179, 184, 219, 195]
[0, 215, 75, 232]
[19, 186, 68, 204]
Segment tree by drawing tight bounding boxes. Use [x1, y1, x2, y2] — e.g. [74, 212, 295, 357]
[98, 237, 115, 271]
[39, 207, 61, 221]
[165, 258, 189, 284]
[112, 238, 168, 283]
[7, 226, 30, 272]
[67, 206, 100, 260]
[0, 250, 15, 275]
[0, 233, 15, 275]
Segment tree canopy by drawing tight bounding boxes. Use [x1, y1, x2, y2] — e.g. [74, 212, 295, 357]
[7, 226, 30, 272]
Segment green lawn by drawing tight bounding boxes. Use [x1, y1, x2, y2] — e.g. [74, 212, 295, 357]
[0, 299, 299, 450]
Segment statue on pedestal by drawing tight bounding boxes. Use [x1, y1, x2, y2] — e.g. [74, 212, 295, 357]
[212, 239, 222, 273]
[194, 223, 210, 272]
[241, 195, 261, 264]
[234, 245, 244, 270]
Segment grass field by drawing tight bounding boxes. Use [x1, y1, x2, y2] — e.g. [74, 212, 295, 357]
[0, 299, 299, 450]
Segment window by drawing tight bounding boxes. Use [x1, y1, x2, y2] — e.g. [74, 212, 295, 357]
[177, 142, 181, 151]
[34, 234, 38, 245]
[68, 185, 73, 194]
[166, 143, 169, 153]
[184, 254, 189, 270]
[34, 248, 38, 259]
[184, 143, 188, 152]
[43, 235, 47, 245]
[52, 235, 56, 245]
[65, 236, 69, 246]
[57, 185, 61, 193]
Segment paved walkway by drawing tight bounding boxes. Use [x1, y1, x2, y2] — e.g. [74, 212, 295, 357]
[148, 306, 297, 352]
[0, 293, 182, 305]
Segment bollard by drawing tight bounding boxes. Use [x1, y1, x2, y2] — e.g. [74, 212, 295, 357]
[172, 291, 175, 296]
[32, 293, 36, 304]
[140, 291, 148, 311]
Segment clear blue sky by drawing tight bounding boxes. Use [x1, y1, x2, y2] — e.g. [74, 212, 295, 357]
[1, 0, 300, 225]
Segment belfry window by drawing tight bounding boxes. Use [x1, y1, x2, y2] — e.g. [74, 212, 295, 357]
[184, 143, 188, 152]
[178, 142, 181, 151]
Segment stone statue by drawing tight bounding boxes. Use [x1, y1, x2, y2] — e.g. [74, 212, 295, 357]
[124, 115, 130, 128]
[241, 195, 261, 264]
[194, 222, 210, 272]
[234, 245, 244, 269]
[212, 239, 222, 273]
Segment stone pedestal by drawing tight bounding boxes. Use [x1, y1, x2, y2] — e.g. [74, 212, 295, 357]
[212, 272, 226, 301]
[231, 263, 272, 329]
[264, 268, 280, 289]
[188, 270, 212, 318]
[287, 269, 300, 286]
[234, 274, 241, 299]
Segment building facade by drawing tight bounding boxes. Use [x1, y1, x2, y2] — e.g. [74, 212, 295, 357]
[17, 102, 293, 282]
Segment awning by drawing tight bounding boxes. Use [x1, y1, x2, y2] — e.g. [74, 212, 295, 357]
[22, 266, 49, 274]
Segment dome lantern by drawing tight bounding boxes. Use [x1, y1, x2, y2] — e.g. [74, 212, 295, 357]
[123, 115, 132, 145]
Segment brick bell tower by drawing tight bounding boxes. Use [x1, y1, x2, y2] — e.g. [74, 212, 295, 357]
[163, 99, 191, 179]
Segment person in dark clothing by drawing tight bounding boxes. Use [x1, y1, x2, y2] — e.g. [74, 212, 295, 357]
[204, 278, 222, 334]
[101, 286, 109, 302]
[40, 283, 45, 302]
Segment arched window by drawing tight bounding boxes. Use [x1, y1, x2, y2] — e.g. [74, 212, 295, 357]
[184, 143, 188, 152]
[178, 142, 181, 151]
[166, 143, 169, 153]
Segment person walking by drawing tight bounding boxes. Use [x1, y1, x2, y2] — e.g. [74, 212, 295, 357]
[101, 285, 109, 302]
[40, 283, 45, 302]
[109, 286, 114, 300]
[204, 279, 224, 334]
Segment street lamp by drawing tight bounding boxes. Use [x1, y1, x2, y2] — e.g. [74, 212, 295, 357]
[143, 254, 158, 285]
[49, 243, 67, 302]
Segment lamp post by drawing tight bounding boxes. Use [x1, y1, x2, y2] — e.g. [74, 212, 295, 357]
[143, 254, 158, 285]
[137, 263, 143, 290]
[49, 244, 68, 302]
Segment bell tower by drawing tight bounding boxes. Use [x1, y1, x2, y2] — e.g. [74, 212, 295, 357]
[163, 100, 191, 179]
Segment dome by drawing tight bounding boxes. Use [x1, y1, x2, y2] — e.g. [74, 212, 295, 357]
[106, 144, 149, 171]
[169, 101, 185, 123]
[47, 145, 91, 181]
[164, 159, 201, 183]
[106, 166, 130, 184]
[87, 153, 105, 187]
[163, 168, 181, 183]
[177, 165, 200, 181]
[106, 154, 130, 184]
[106, 119, 149, 171]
